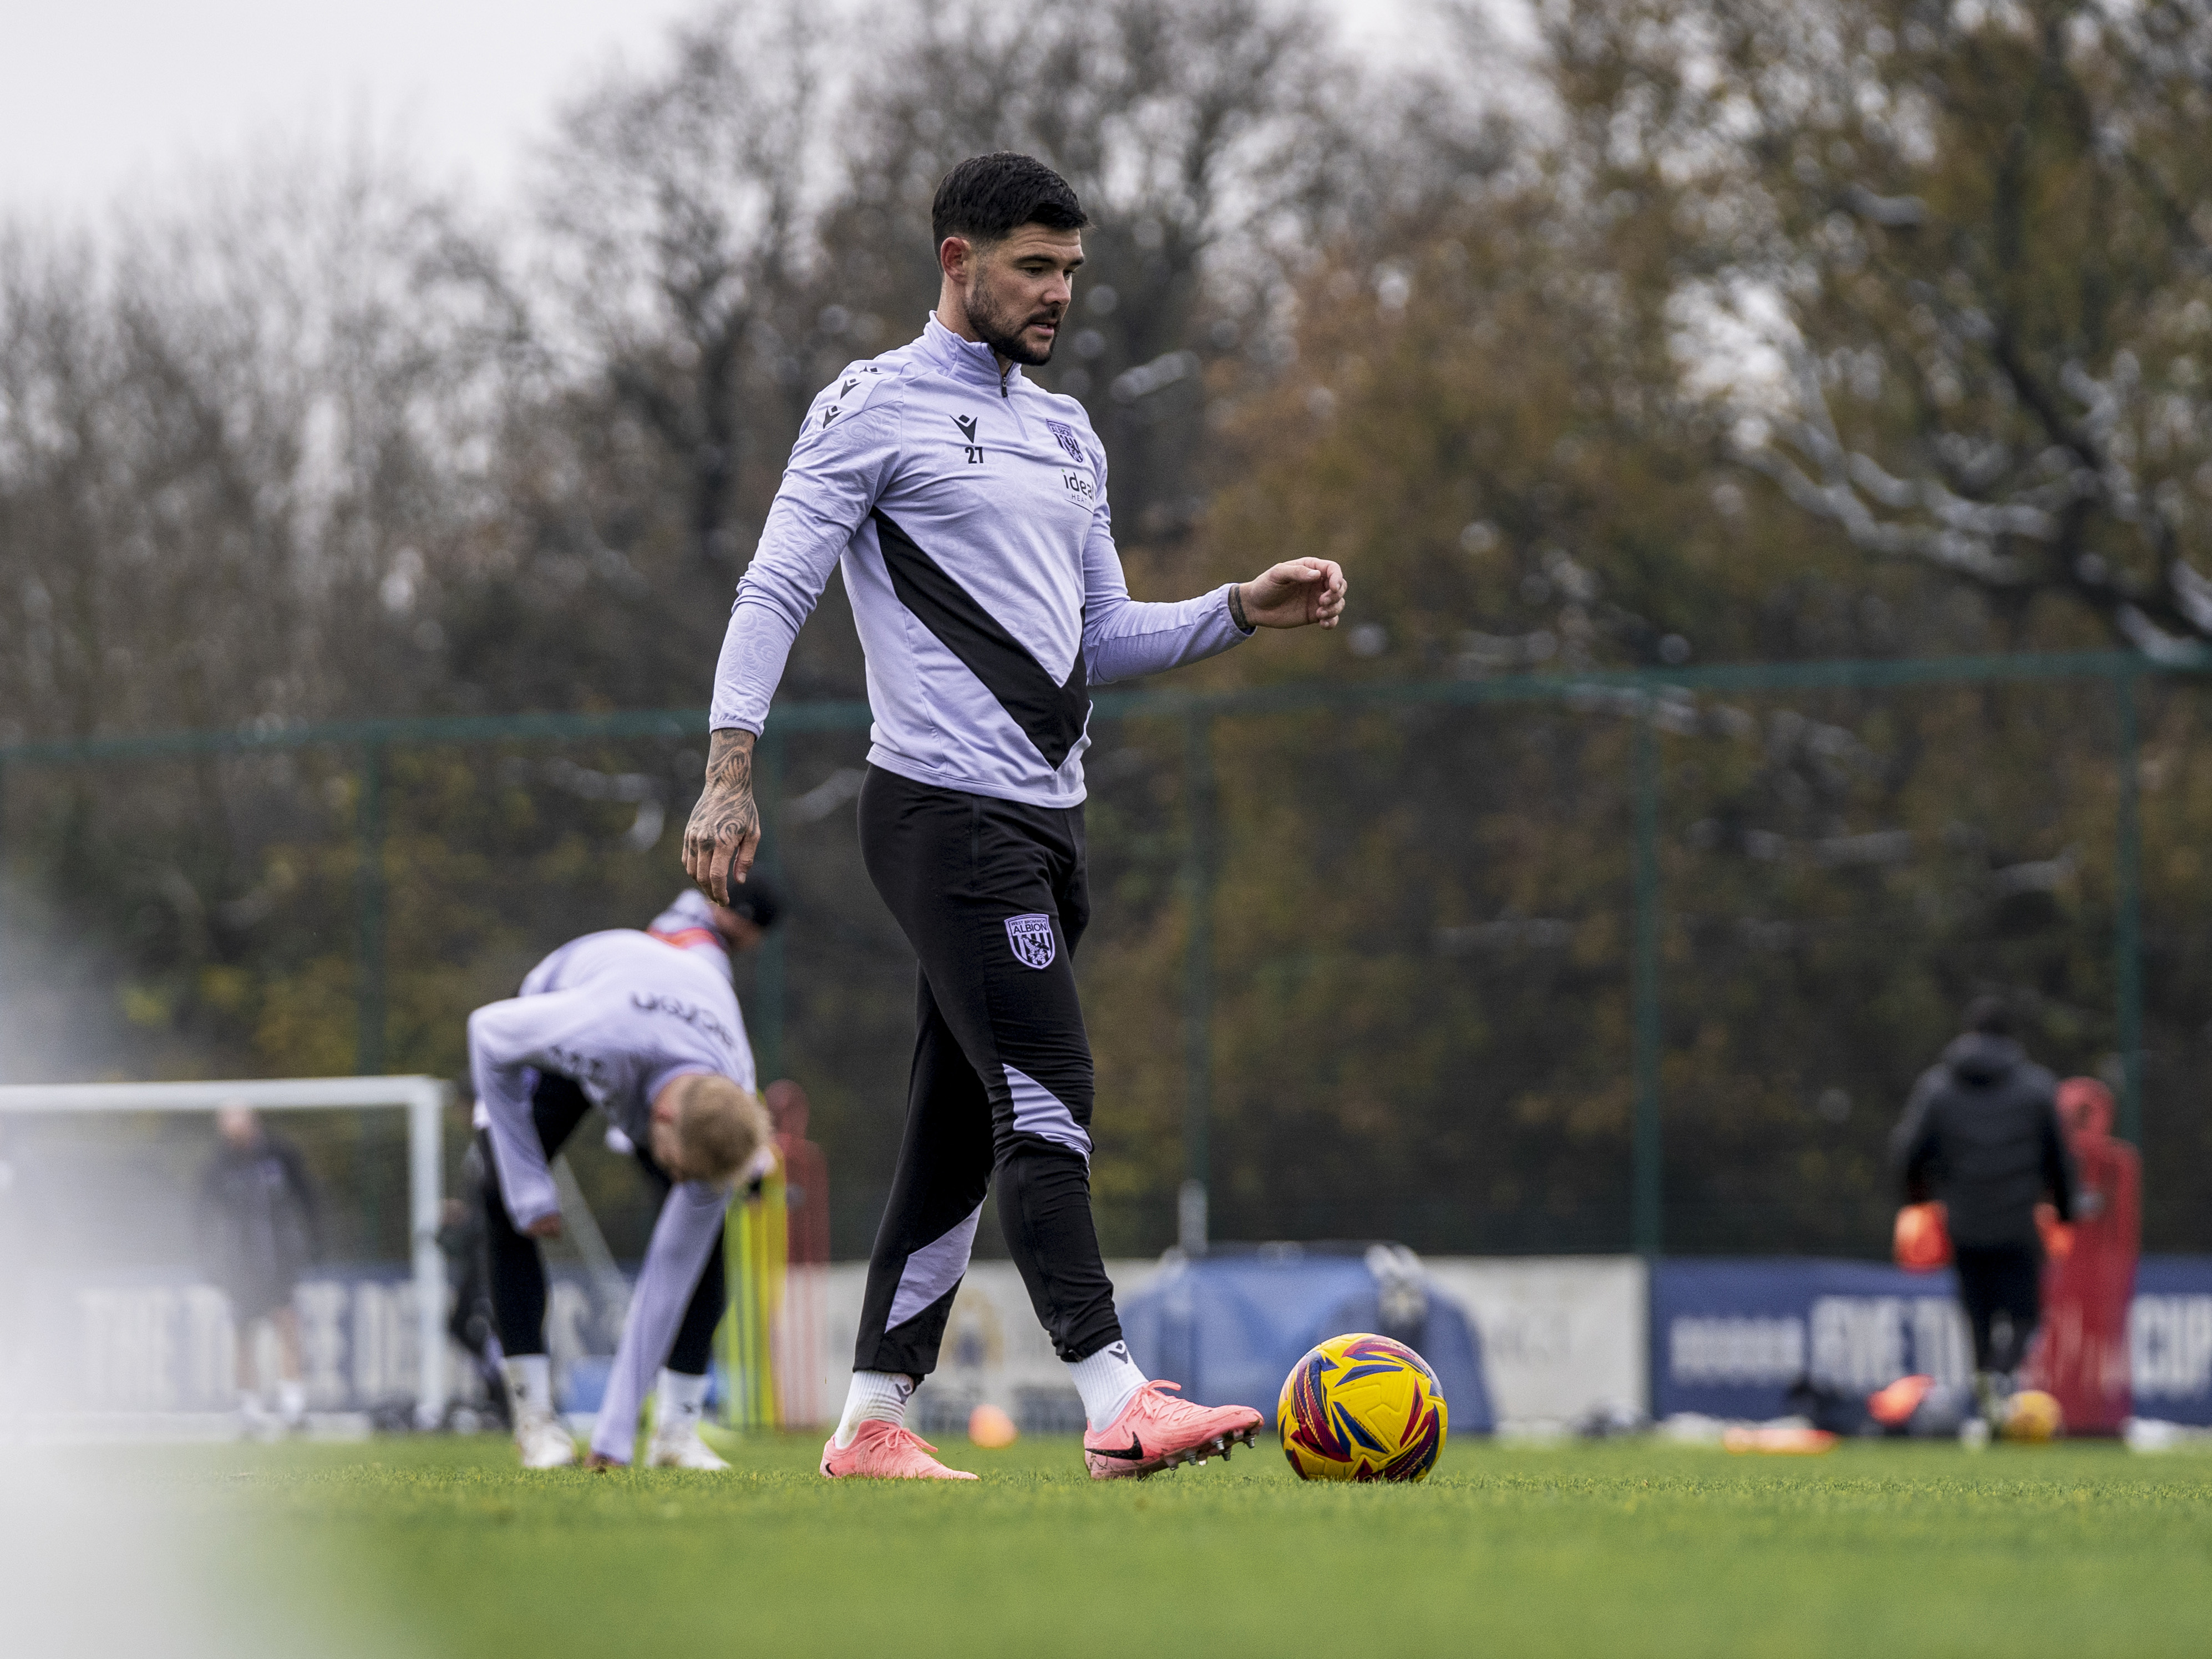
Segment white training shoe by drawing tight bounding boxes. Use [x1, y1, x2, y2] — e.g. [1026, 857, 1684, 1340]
[646, 1421, 730, 1471]
[515, 1407, 579, 1469]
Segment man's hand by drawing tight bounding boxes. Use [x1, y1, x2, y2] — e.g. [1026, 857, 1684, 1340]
[524, 1213, 564, 1240]
[682, 728, 762, 903]
[1237, 558, 1348, 630]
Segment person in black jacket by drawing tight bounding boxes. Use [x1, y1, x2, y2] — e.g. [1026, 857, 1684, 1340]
[1892, 997, 2076, 1422]
[197, 1103, 321, 1432]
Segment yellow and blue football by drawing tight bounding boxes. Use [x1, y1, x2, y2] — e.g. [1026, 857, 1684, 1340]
[1277, 1332, 1448, 1482]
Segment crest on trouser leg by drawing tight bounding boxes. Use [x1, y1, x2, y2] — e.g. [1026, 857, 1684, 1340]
[1003, 912, 1057, 970]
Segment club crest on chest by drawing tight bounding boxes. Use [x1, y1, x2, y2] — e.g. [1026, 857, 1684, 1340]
[1045, 419, 1086, 464]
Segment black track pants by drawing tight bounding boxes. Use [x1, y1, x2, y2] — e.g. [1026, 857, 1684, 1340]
[1953, 1243, 2042, 1373]
[480, 1072, 727, 1374]
[853, 766, 1122, 1376]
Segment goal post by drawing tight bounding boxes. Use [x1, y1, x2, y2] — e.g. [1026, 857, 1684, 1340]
[0, 1075, 451, 1428]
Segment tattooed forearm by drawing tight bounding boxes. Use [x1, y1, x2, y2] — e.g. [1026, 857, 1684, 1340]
[682, 728, 762, 897]
[703, 728, 755, 800]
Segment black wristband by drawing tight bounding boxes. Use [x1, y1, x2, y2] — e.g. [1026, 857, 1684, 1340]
[1228, 582, 1253, 633]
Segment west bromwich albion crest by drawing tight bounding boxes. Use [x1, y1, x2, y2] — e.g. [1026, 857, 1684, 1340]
[1045, 419, 1086, 464]
[1004, 913, 1057, 970]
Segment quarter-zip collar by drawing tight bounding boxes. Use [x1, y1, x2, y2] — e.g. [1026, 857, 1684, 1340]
[924, 312, 1025, 397]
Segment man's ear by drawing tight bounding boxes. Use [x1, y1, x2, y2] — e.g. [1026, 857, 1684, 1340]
[939, 235, 973, 283]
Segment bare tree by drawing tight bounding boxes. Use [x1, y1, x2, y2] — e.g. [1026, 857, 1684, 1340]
[0, 146, 514, 747]
[534, 1, 833, 575]
[0, 144, 518, 1012]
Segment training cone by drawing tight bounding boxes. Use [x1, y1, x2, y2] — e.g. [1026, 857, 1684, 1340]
[1868, 1374, 1935, 1428]
[1722, 1425, 1837, 1455]
[968, 1403, 1019, 1448]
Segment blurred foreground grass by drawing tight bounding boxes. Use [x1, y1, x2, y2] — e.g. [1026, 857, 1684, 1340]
[160, 1432, 2212, 1657]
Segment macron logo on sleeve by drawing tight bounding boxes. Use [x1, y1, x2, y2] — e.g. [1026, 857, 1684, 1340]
[816, 365, 886, 430]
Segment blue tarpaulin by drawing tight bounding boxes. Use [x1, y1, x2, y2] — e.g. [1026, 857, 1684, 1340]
[1119, 1251, 1494, 1433]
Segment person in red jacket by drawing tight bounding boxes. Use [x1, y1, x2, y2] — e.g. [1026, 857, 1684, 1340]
[2028, 1077, 2141, 1433]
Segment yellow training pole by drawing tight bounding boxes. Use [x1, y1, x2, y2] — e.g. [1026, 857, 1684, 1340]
[721, 1166, 788, 1430]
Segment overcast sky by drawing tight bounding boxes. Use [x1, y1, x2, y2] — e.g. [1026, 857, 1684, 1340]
[1, 0, 1470, 221]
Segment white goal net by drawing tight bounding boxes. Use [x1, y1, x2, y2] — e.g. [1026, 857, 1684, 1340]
[0, 1077, 450, 1435]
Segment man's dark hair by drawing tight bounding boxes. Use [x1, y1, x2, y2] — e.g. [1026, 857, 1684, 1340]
[931, 153, 1087, 252]
[1964, 994, 2015, 1038]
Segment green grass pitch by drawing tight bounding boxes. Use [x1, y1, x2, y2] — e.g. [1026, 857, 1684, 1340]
[182, 1432, 2212, 1657]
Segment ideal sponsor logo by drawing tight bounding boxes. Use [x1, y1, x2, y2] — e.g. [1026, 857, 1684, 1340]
[1062, 471, 1094, 503]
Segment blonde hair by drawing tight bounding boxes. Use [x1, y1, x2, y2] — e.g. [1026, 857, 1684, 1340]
[673, 1074, 772, 1185]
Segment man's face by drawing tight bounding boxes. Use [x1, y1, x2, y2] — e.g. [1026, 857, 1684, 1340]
[955, 225, 1084, 366]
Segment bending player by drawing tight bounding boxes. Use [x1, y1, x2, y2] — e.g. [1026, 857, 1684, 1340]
[469, 889, 775, 1469]
[683, 152, 1347, 1479]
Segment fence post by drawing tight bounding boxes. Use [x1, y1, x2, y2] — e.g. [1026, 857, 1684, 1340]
[1631, 705, 1662, 1258]
[754, 723, 786, 1084]
[1180, 708, 1213, 1256]
[356, 743, 387, 1076]
[2116, 670, 2144, 1150]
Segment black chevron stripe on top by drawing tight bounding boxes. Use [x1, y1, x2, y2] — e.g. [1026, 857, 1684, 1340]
[871, 508, 1090, 767]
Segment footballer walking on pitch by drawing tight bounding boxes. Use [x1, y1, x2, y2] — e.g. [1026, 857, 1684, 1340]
[469, 890, 776, 1469]
[683, 153, 1348, 1479]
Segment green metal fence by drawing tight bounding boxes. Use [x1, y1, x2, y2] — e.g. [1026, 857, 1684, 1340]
[0, 647, 2195, 1256]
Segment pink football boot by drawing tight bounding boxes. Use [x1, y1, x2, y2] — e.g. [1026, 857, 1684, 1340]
[1083, 1381, 1263, 1479]
[819, 1420, 980, 1480]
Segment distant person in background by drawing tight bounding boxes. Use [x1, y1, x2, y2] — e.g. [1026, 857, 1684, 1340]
[1892, 997, 2076, 1428]
[439, 1141, 509, 1430]
[650, 879, 781, 958]
[197, 1103, 320, 1434]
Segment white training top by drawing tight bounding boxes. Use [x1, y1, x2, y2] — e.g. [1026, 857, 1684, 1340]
[711, 314, 1252, 808]
[466, 925, 756, 1463]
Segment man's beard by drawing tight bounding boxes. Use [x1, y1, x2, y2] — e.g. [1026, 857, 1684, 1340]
[966, 277, 1058, 367]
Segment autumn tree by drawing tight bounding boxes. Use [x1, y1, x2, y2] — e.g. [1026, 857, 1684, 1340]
[1541, 0, 2212, 657]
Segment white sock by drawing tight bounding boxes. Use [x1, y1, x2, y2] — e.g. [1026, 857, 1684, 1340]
[505, 1354, 554, 1418]
[277, 1379, 307, 1423]
[1068, 1341, 1147, 1432]
[832, 1371, 915, 1449]
[656, 1368, 709, 1433]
